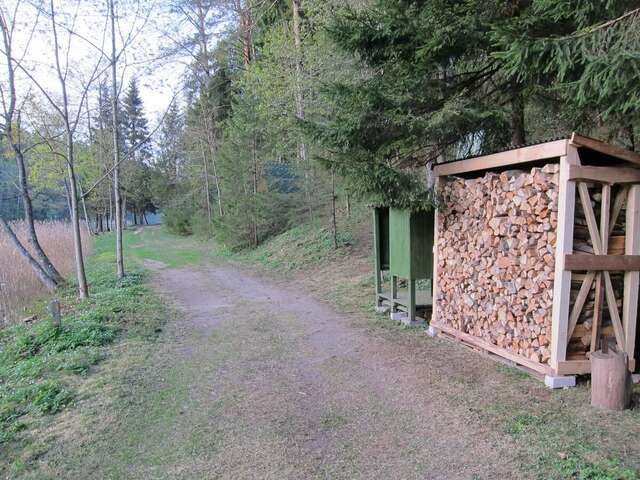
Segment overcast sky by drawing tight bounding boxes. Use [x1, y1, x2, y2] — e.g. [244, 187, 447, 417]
[2, 0, 219, 134]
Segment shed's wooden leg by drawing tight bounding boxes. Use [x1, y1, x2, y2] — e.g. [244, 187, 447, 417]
[373, 209, 382, 306]
[408, 279, 416, 322]
[391, 275, 398, 312]
[551, 148, 579, 372]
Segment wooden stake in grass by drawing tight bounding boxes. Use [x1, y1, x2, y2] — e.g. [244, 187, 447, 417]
[50, 299, 61, 329]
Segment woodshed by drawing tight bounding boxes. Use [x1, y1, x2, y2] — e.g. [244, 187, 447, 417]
[430, 133, 640, 382]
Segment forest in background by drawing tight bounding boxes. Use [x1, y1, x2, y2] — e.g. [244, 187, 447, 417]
[1, 0, 639, 300]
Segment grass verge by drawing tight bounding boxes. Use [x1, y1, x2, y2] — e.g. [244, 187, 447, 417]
[0, 231, 166, 476]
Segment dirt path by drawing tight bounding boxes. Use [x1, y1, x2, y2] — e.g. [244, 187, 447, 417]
[63, 260, 532, 480]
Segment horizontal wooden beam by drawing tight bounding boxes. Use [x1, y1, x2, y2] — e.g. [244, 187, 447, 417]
[564, 254, 640, 271]
[570, 133, 640, 167]
[556, 360, 591, 375]
[432, 323, 553, 375]
[556, 358, 635, 375]
[434, 140, 567, 177]
[568, 165, 640, 184]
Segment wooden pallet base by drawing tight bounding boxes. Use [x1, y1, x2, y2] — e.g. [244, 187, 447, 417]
[433, 323, 553, 377]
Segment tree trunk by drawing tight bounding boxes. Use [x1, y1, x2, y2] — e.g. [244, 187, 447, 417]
[0, 11, 63, 286]
[78, 181, 93, 235]
[627, 123, 636, 152]
[109, 0, 125, 279]
[331, 167, 338, 249]
[63, 178, 73, 218]
[239, 1, 253, 66]
[13, 146, 65, 284]
[66, 153, 89, 299]
[252, 134, 258, 247]
[591, 350, 632, 410]
[0, 218, 58, 291]
[345, 191, 351, 218]
[50, 0, 88, 299]
[199, 140, 213, 224]
[292, 0, 312, 222]
[511, 92, 526, 145]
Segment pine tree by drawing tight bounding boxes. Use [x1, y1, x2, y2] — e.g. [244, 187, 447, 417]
[121, 79, 154, 223]
[492, 1, 640, 148]
[122, 79, 152, 162]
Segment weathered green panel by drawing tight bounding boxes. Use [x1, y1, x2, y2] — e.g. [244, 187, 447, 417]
[410, 210, 434, 279]
[389, 208, 434, 280]
[389, 208, 411, 278]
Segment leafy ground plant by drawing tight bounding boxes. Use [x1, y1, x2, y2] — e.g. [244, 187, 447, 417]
[0, 232, 166, 472]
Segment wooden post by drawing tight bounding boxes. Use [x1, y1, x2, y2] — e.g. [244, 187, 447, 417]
[431, 177, 440, 325]
[623, 185, 640, 363]
[550, 148, 579, 371]
[373, 208, 383, 306]
[50, 299, 61, 328]
[591, 350, 632, 410]
[591, 184, 610, 352]
[391, 275, 398, 312]
[408, 278, 416, 322]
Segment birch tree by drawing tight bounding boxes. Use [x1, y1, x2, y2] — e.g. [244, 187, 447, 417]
[0, 2, 65, 289]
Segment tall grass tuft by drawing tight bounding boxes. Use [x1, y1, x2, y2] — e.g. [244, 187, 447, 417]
[0, 221, 91, 327]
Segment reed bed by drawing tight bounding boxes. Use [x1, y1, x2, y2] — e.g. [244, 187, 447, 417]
[0, 221, 91, 327]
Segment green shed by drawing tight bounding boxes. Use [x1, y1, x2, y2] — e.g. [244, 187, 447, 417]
[373, 207, 435, 323]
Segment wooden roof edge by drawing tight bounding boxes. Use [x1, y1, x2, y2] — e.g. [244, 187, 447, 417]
[569, 132, 640, 167]
[433, 138, 568, 177]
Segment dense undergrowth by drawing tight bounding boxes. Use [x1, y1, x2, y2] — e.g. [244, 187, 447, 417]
[0, 233, 165, 458]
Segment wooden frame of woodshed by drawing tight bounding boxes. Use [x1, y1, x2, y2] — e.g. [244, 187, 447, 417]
[430, 133, 640, 377]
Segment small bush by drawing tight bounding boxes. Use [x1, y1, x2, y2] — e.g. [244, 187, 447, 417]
[162, 207, 193, 236]
[22, 381, 73, 416]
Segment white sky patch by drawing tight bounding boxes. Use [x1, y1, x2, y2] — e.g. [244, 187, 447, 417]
[1, 0, 228, 137]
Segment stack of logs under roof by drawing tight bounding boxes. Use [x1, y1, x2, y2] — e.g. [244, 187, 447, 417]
[437, 165, 559, 364]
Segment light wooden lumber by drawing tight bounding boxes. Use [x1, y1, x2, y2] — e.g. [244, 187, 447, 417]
[603, 271, 625, 350]
[623, 185, 640, 359]
[570, 133, 640, 167]
[609, 187, 628, 235]
[591, 184, 610, 352]
[434, 323, 553, 375]
[556, 359, 591, 375]
[551, 150, 579, 369]
[568, 272, 595, 340]
[577, 182, 603, 254]
[431, 176, 441, 324]
[568, 165, 640, 184]
[434, 140, 567, 176]
[564, 255, 640, 271]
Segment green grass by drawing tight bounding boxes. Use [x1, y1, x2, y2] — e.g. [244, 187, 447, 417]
[0, 229, 167, 473]
[223, 222, 354, 272]
[120, 227, 211, 268]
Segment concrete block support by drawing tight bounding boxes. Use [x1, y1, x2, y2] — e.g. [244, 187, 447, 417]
[426, 325, 439, 337]
[544, 375, 576, 389]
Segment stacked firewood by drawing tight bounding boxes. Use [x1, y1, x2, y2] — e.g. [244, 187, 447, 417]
[437, 165, 559, 364]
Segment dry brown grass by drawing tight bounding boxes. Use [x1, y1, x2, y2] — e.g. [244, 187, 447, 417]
[0, 221, 91, 327]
